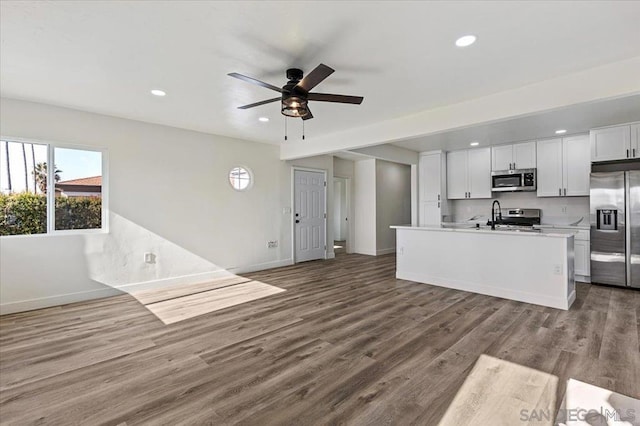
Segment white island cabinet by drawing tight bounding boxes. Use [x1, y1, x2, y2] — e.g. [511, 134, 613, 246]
[392, 226, 576, 310]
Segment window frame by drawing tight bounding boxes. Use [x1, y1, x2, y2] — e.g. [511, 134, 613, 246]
[1, 135, 109, 238]
[228, 165, 253, 192]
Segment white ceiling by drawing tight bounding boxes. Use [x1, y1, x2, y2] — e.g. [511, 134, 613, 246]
[391, 94, 640, 152]
[1, 1, 639, 146]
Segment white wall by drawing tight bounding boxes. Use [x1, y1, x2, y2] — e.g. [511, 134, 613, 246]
[376, 159, 411, 254]
[354, 159, 377, 255]
[353, 158, 411, 256]
[0, 98, 293, 313]
[448, 192, 590, 225]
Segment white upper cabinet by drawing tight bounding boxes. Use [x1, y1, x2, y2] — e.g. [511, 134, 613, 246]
[590, 125, 631, 162]
[537, 135, 590, 197]
[537, 138, 564, 197]
[447, 148, 491, 199]
[513, 142, 537, 169]
[418, 151, 448, 225]
[446, 150, 468, 200]
[491, 145, 513, 171]
[468, 148, 492, 198]
[563, 134, 590, 196]
[491, 142, 536, 170]
[632, 123, 640, 159]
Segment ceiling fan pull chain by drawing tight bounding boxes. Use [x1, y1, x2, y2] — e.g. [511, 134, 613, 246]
[303, 120, 305, 140]
[284, 117, 288, 141]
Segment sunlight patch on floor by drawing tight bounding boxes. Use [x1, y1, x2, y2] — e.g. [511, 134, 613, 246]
[438, 354, 558, 426]
[125, 277, 285, 325]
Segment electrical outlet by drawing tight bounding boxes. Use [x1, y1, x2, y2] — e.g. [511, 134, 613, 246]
[561, 206, 568, 214]
[144, 252, 156, 264]
[399, 247, 404, 255]
[553, 264, 562, 275]
[267, 240, 278, 248]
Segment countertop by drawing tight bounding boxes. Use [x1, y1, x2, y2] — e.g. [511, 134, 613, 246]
[390, 224, 574, 238]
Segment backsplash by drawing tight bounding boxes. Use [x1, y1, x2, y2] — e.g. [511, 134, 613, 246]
[446, 192, 590, 226]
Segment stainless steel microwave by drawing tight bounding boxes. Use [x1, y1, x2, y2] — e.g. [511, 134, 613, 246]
[491, 168, 536, 192]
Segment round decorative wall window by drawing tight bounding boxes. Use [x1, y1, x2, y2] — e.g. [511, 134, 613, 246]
[228, 166, 253, 191]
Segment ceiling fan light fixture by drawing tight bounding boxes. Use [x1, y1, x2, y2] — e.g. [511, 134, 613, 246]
[281, 96, 309, 118]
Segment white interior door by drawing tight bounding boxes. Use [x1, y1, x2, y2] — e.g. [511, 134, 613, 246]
[295, 170, 326, 262]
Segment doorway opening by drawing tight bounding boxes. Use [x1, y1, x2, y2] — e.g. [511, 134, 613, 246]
[333, 176, 350, 256]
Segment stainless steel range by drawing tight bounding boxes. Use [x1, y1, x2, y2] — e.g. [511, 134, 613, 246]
[488, 208, 541, 231]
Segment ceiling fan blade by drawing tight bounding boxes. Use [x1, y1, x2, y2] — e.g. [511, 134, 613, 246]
[228, 73, 283, 93]
[237, 97, 281, 110]
[307, 93, 364, 104]
[296, 64, 334, 92]
[302, 108, 314, 120]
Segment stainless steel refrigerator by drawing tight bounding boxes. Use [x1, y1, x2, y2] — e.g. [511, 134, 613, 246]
[590, 170, 640, 288]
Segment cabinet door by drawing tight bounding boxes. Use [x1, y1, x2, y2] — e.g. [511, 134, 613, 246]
[420, 201, 441, 226]
[537, 138, 563, 197]
[563, 135, 590, 196]
[632, 123, 640, 158]
[491, 145, 513, 171]
[446, 151, 468, 199]
[467, 148, 492, 199]
[574, 240, 589, 277]
[419, 153, 441, 202]
[590, 126, 631, 162]
[513, 141, 537, 169]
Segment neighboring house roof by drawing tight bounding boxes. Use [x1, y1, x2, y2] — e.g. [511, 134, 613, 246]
[56, 176, 102, 196]
[56, 176, 102, 186]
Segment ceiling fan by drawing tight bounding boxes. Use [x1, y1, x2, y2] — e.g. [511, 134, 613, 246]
[228, 64, 364, 120]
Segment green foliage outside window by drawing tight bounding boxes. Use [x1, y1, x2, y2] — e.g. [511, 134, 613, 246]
[0, 193, 102, 236]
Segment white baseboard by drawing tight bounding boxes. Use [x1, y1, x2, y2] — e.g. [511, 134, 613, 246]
[228, 258, 294, 274]
[575, 275, 591, 283]
[397, 271, 574, 310]
[1, 258, 295, 316]
[0, 287, 123, 315]
[326, 252, 336, 259]
[115, 269, 233, 293]
[376, 247, 396, 255]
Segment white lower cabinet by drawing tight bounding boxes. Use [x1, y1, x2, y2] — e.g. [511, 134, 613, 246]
[574, 239, 590, 278]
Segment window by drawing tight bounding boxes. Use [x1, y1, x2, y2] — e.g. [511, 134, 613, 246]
[1, 139, 106, 236]
[229, 166, 252, 191]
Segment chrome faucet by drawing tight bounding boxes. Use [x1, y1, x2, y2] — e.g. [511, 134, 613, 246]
[491, 200, 502, 230]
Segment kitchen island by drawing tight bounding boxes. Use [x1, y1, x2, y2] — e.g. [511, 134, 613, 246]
[391, 225, 576, 310]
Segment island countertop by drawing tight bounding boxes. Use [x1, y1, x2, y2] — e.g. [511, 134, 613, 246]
[390, 224, 575, 239]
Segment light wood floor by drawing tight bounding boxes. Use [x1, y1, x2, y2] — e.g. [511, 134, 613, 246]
[1, 253, 639, 425]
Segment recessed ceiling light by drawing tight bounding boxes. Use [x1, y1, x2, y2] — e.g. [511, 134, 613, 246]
[555, 129, 567, 134]
[150, 89, 166, 97]
[455, 35, 477, 47]
[258, 117, 269, 122]
[470, 141, 479, 146]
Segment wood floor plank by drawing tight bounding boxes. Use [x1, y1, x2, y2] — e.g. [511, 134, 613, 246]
[1, 253, 638, 425]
